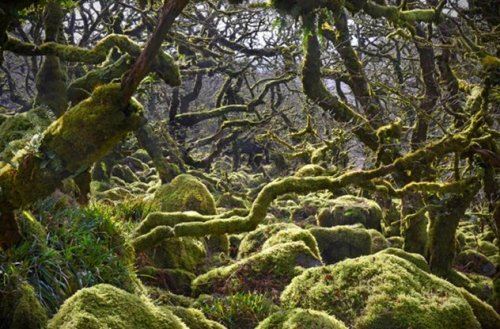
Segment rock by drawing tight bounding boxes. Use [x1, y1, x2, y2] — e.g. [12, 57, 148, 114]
[308, 225, 372, 264]
[294, 164, 326, 177]
[387, 236, 404, 249]
[367, 228, 388, 253]
[455, 249, 496, 277]
[192, 242, 322, 298]
[317, 195, 383, 231]
[48, 284, 187, 329]
[237, 223, 300, 259]
[6, 283, 47, 329]
[256, 308, 347, 329]
[165, 306, 226, 329]
[281, 253, 489, 329]
[262, 228, 321, 259]
[154, 174, 216, 214]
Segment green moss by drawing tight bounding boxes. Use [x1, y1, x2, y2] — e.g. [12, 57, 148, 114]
[281, 253, 482, 329]
[262, 228, 321, 259]
[194, 292, 278, 329]
[145, 287, 193, 309]
[478, 241, 498, 258]
[309, 225, 372, 264]
[367, 228, 388, 253]
[67, 54, 132, 104]
[387, 236, 404, 248]
[256, 308, 347, 329]
[216, 192, 248, 209]
[237, 223, 300, 259]
[111, 164, 139, 183]
[294, 164, 326, 177]
[146, 236, 207, 273]
[138, 266, 195, 295]
[35, 55, 68, 116]
[192, 242, 321, 298]
[318, 195, 383, 230]
[152, 174, 228, 254]
[459, 288, 500, 329]
[165, 306, 226, 329]
[154, 174, 216, 214]
[378, 247, 430, 272]
[455, 249, 496, 277]
[48, 284, 187, 329]
[0, 107, 52, 161]
[10, 283, 48, 329]
[0, 83, 144, 211]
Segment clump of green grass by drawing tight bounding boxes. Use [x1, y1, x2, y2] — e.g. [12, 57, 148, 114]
[0, 197, 137, 319]
[194, 292, 278, 329]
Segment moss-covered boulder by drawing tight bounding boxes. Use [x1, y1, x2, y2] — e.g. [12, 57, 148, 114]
[378, 247, 430, 272]
[4, 282, 48, 329]
[455, 249, 496, 277]
[237, 223, 300, 259]
[262, 228, 321, 259]
[216, 192, 248, 209]
[152, 174, 228, 255]
[111, 164, 139, 183]
[256, 308, 347, 329]
[281, 253, 499, 329]
[294, 164, 326, 177]
[308, 226, 372, 264]
[153, 174, 217, 214]
[165, 306, 226, 329]
[317, 195, 383, 231]
[146, 236, 207, 274]
[48, 284, 187, 329]
[138, 266, 196, 295]
[387, 236, 404, 248]
[192, 242, 322, 298]
[367, 228, 388, 253]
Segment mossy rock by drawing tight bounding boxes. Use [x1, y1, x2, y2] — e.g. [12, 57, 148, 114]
[294, 164, 326, 177]
[477, 241, 498, 258]
[367, 228, 388, 253]
[317, 195, 383, 231]
[152, 174, 228, 254]
[138, 266, 195, 295]
[111, 164, 139, 183]
[192, 242, 322, 298]
[387, 236, 404, 249]
[281, 253, 486, 329]
[154, 174, 216, 214]
[4, 282, 48, 329]
[216, 192, 248, 209]
[455, 249, 496, 277]
[237, 223, 300, 259]
[262, 228, 321, 259]
[378, 247, 430, 272]
[308, 225, 372, 264]
[48, 284, 187, 329]
[256, 308, 347, 329]
[165, 306, 226, 329]
[147, 236, 207, 274]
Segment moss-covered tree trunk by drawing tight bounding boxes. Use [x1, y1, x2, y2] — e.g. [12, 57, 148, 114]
[428, 188, 477, 277]
[0, 84, 144, 247]
[34, 0, 68, 117]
